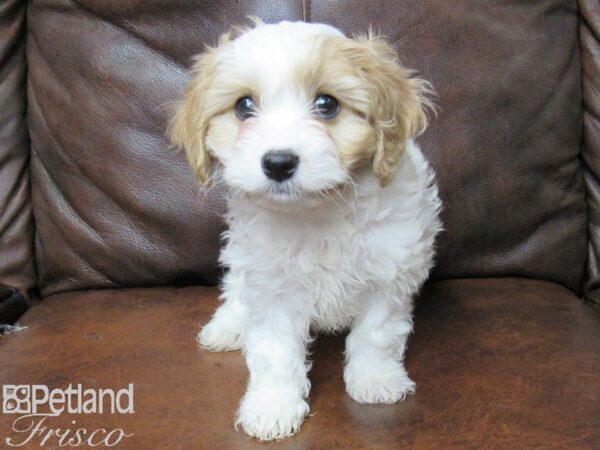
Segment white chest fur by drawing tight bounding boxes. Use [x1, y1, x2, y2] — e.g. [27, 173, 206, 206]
[219, 141, 442, 332]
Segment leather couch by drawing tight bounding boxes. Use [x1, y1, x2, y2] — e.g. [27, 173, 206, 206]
[1, 1, 599, 448]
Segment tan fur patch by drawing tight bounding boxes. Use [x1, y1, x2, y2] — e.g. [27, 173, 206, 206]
[168, 49, 220, 185]
[310, 32, 434, 186]
[168, 33, 250, 186]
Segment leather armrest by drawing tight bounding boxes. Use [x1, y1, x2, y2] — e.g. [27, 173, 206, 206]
[581, 0, 600, 304]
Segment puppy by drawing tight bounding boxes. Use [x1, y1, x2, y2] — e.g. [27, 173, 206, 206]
[170, 20, 442, 441]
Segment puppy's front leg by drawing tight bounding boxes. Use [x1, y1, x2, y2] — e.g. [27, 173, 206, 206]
[236, 303, 311, 441]
[198, 271, 247, 351]
[344, 291, 416, 404]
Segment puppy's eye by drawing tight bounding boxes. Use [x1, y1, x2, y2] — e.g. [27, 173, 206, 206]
[235, 96, 257, 121]
[314, 94, 340, 120]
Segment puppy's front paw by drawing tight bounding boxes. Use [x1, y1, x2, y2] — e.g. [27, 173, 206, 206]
[344, 359, 415, 404]
[197, 318, 242, 352]
[236, 389, 309, 441]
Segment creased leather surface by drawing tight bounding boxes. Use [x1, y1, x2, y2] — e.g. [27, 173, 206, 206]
[27, 1, 304, 297]
[580, 0, 600, 305]
[28, 1, 586, 296]
[311, 0, 587, 294]
[0, 279, 598, 448]
[0, 0, 37, 299]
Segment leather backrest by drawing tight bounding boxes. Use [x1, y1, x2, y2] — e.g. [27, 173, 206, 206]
[27, 0, 587, 297]
[309, 1, 587, 292]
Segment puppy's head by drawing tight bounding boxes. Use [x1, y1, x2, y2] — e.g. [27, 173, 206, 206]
[170, 21, 432, 205]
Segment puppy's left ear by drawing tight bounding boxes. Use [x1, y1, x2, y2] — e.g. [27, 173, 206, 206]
[354, 34, 433, 186]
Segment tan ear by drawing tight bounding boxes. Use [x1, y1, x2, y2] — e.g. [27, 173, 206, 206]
[169, 48, 221, 186]
[353, 34, 433, 186]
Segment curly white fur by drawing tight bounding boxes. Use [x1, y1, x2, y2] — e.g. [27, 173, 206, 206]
[172, 21, 442, 441]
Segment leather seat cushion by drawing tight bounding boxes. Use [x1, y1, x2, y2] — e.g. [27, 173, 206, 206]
[1, 278, 598, 448]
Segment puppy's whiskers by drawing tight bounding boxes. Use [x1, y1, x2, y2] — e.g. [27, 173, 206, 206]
[189, 167, 231, 217]
[316, 188, 342, 210]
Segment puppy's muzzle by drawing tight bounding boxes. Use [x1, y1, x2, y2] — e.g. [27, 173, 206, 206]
[262, 150, 299, 182]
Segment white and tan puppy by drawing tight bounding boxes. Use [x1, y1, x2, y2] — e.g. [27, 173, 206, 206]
[170, 20, 442, 441]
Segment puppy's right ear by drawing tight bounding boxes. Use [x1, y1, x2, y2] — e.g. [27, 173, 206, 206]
[169, 49, 220, 186]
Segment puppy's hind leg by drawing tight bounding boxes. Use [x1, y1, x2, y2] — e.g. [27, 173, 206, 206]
[198, 272, 248, 352]
[344, 289, 416, 404]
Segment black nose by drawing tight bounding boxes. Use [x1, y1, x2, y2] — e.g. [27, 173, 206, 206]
[261, 150, 299, 182]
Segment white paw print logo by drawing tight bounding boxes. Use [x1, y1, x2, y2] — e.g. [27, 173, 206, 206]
[3, 386, 31, 414]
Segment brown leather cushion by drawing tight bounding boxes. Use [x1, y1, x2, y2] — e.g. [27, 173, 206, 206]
[27, 1, 587, 297]
[1, 279, 598, 448]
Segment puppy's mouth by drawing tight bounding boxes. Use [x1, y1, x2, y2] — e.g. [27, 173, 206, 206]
[245, 180, 350, 214]
[263, 181, 302, 202]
